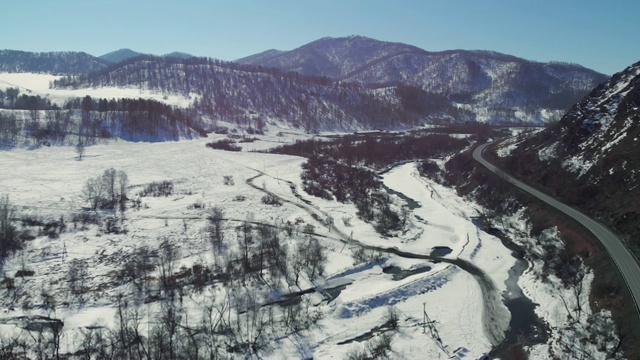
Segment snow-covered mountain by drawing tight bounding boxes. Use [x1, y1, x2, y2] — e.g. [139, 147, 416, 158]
[52, 56, 468, 131]
[236, 36, 425, 79]
[0, 50, 109, 75]
[0, 49, 195, 76]
[237, 35, 609, 123]
[495, 60, 640, 258]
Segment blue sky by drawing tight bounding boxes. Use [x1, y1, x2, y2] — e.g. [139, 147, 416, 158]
[3, 0, 639, 74]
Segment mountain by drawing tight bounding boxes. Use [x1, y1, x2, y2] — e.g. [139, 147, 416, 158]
[99, 48, 144, 63]
[53, 56, 465, 132]
[100, 49, 194, 63]
[163, 51, 194, 59]
[495, 60, 640, 257]
[237, 35, 609, 123]
[236, 36, 425, 79]
[235, 49, 285, 65]
[0, 50, 108, 75]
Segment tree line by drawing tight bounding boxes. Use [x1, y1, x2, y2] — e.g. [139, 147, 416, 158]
[270, 131, 472, 169]
[0, 93, 206, 147]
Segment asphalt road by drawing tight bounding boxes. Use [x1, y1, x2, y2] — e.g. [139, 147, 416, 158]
[473, 142, 640, 321]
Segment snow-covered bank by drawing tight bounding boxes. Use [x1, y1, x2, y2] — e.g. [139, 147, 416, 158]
[495, 212, 622, 359]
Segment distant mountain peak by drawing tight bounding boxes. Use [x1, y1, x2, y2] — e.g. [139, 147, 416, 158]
[0, 49, 109, 75]
[163, 51, 194, 59]
[99, 48, 144, 63]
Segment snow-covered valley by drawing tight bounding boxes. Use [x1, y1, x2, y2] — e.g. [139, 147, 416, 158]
[0, 136, 503, 358]
[0, 130, 621, 359]
[0, 68, 622, 360]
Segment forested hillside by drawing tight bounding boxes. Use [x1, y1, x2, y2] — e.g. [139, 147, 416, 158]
[0, 50, 108, 75]
[238, 36, 609, 123]
[0, 87, 206, 146]
[52, 56, 470, 132]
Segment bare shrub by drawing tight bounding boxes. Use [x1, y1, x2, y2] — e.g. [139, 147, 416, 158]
[223, 175, 235, 186]
[261, 194, 282, 206]
[139, 180, 173, 197]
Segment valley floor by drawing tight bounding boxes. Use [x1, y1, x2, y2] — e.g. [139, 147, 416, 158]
[0, 134, 619, 359]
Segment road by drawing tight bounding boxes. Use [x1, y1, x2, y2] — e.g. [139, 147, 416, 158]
[473, 142, 640, 320]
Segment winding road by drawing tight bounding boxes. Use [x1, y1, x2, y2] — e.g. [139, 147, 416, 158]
[473, 142, 640, 321]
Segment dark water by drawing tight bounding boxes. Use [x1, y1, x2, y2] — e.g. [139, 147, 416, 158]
[380, 168, 548, 355]
[430, 246, 453, 257]
[382, 265, 432, 280]
[264, 283, 350, 308]
[470, 218, 548, 355]
[486, 228, 549, 357]
[381, 184, 421, 210]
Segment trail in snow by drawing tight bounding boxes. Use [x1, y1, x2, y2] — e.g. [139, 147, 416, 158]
[245, 169, 508, 346]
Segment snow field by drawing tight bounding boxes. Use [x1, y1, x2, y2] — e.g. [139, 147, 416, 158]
[0, 72, 198, 107]
[0, 136, 521, 358]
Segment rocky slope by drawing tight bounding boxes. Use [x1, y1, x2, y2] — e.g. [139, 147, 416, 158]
[497, 60, 640, 257]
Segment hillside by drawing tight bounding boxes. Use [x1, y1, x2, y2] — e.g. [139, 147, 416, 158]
[494, 60, 640, 257]
[52, 56, 470, 132]
[237, 35, 609, 123]
[100, 49, 194, 63]
[0, 50, 109, 75]
[235, 49, 285, 65]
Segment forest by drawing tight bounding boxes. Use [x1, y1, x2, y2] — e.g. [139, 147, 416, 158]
[0, 89, 206, 146]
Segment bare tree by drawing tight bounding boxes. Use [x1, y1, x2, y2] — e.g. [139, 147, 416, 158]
[223, 175, 235, 186]
[67, 258, 89, 303]
[122, 246, 157, 292]
[238, 216, 254, 274]
[117, 170, 129, 213]
[102, 168, 118, 208]
[112, 294, 149, 360]
[82, 169, 128, 211]
[75, 140, 86, 161]
[157, 238, 178, 292]
[207, 206, 225, 256]
[305, 237, 326, 280]
[383, 306, 399, 330]
[0, 195, 20, 272]
[83, 176, 105, 210]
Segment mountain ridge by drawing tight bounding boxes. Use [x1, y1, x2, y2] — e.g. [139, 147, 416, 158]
[52, 56, 460, 132]
[99, 48, 143, 63]
[237, 35, 608, 123]
[0, 50, 109, 75]
[0, 36, 610, 124]
[99, 49, 195, 63]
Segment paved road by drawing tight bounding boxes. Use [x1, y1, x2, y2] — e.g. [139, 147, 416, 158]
[473, 142, 640, 320]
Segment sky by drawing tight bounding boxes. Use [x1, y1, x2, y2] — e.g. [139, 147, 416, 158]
[2, 0, 639, 75]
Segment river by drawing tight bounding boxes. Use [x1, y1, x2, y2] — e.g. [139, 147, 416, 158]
[380, 162, 547, 356]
